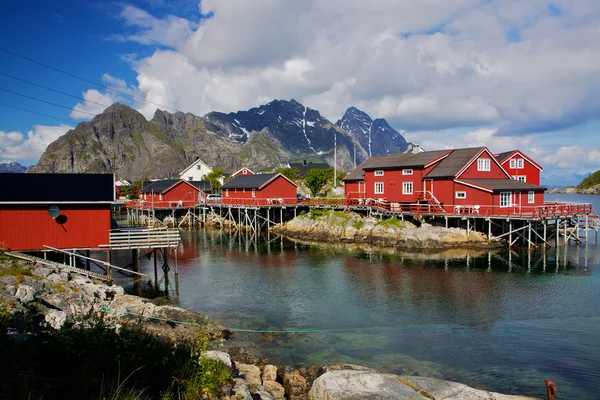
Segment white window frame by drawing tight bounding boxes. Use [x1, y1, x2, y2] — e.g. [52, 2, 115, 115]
[510, 159, 516, 168]
[500, 192, 511, 207]
[477, 158, 491, 171]
[517, 159, 524, 169]
[528, 191, 535, 204]
[518, 176, 526, 182]
[252, 189, 256, 198]
[159, 193, 163, 200]
[196, 165, 202, 170]
[402, 182, 413, 195]
[402, 169, 413, 175]
[225, 189, 229, 197]
[455, 191, 466, 199]
[374, 182, 384, 194]
[243, 168, 248, 175]
[374, 170, 384, 176]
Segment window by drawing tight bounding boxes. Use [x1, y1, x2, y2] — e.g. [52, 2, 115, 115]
[196, 165, 202, 170]
[455, 191, 466, 199]
[374, 182, 384, 194]
[159, 194, 163, 200]
[252, 189, 256, 198]
[188, 176, 193, 181]
[402, 182, 413, 195]
[510, 159, 516, 168]
[500, 192, 511, 207]
[517, 176, 526, 182]
[528, 191, 535, 204]
[374, 170, 384, 176]
[243, 168, 248, 175]
[477, 158, 490, 171]
[402, 169, 413, 175]
[517, 159, 524, 169]
[225, 189, 229, 197]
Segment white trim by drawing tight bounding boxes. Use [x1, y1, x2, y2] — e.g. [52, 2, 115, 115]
[477, 158, 491, 171]
[500, 151, 543, 171]
[457, 147, 512, 179]
[0, 201, 116, 205]
[252, 189, 256, 198]
[454, 179, 493, 193]
[402, 181, 413, 195]
[500, 192, 511, 207]
[423, 151, 452, 168]
[374, 170, 384, 176]
[528, 191, 535, 204]
[455, 191, 466, 199]
[374, 182, 384, 194]
[402, 169, 413, 175]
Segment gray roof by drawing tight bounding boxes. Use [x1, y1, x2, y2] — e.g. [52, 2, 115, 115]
[342, 155, 386, 181]
[222, 173, 283, 189]
[460, 179, 546, 192]
[0, 173, 114, 202]
[141, 179, 180, 194]
[365, 150, 451, 170]
[426, 147, 485, 178]
[494, 150, 514, 162]
[289, 162, 330, 176]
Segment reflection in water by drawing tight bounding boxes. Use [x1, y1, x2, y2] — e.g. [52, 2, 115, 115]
[124, 228, 600, 399]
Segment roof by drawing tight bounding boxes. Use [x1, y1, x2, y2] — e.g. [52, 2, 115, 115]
[189, 180, 212, 192]
[364, 149, 451, 170]
[494, 149, 543, 171]
[232, 167, 254, 176]
[342, 155, 386, 182]
[458, 178, 547, 192]
[426, 147, 485, 178]
[142, 179, 180, 194]
[289, 162, 330, 176]
[179, 158, 213, 176]
[221, 173, 298, 190]
[0, 173, 114, 202]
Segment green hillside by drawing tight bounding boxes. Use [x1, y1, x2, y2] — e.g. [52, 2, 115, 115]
[577, 170, 600, 189]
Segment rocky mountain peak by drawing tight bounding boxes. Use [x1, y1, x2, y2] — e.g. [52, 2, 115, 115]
[336, 107, 407, 156]
[0, 161, 27, 173]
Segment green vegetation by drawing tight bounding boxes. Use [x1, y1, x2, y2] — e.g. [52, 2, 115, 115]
[577, 170, 600, 189]
[304, 169, 328, 197]
[376, 217, 403, 229]
[352, 219, 365, 230]
[121, 181, 143, 200]
[203, 168, 224, 192]
[274, 167, 300, 181]
[323, 168, 346, 188]
[309, 208, 331, 219]
[0, 266, 33, 283]
[0, 311, 232, 399]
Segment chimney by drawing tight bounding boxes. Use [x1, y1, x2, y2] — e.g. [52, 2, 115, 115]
[303, 160, 307, 166]
[405, 143, 421, 154]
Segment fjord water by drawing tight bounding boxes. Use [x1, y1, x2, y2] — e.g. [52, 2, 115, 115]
[131, 194, 600, 399]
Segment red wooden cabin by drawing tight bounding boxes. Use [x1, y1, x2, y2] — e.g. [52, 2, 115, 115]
[495, 150, 543, 185]
[0, 173, 115, 251]
[141, 179, 211, 207]
[343, 147, 546, 216]
[221, 173, 298, 205]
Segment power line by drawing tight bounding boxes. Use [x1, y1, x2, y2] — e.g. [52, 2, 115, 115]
[0, 46, 179, 113]
[0, 101, 73, 124]
[0, 86, 97, 117]
[0, 71, 113, 109]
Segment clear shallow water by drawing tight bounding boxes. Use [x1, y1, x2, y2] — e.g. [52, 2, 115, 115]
[125, 194, 600, 399]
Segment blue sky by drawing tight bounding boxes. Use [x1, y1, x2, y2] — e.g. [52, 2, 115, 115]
[1, 0, 599, 179]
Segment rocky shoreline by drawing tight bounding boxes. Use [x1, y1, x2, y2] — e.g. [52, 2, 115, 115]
[271, 210, 504, 250]
[0, 255, 541, 399]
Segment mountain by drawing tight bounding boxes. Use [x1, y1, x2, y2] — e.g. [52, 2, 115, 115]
[336, 107, 408, 156]
[29, 100, 371, 181]
[541, 172, 591, 188]
[0, 162, 26, 173]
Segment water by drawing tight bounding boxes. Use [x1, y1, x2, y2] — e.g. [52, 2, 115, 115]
[124, 194, 600, 399]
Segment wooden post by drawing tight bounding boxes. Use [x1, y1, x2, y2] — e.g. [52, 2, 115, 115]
[85, 250, 91, 270]
[528, 222, 532, 249]
[174, 246, 178, 275]
[154, 249, 158, 285]
[106, 250, 112, 278]
[564, 219, 567, 246]
[280, 207, 283, 226]
[543, 219, 547, 247]
[488, 219, 491, 243]
[509, 220, 512, 248]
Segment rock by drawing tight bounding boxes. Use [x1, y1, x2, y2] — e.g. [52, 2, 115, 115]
[204, 350, 232, 369]
[43, 309, 67, 329]
[283, 367, 308, 400]
[308, 370, 541, 400]
[236, 363, 262, 386]
[263, 380, 286, 400]
[231, 378, 253, 400]
[15, 285, 35, 303]
[46, 273, 64, 283]
[263, 364, 278, 382]
[33, 267, 54, 278]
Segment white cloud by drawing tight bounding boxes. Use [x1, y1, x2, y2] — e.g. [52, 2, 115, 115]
[70, 89, 118, 120]
[0, 125, 73, 165]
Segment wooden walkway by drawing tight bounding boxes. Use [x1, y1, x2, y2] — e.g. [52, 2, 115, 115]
[6, 251, 111, 282]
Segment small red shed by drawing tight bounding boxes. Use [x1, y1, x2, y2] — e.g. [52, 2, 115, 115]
[231, 167, 255, 179]
[141, 179, 211, 207]
[495, 150, 543, 185]
[221, 173, 298, 205]
[0, 173, 115, 251]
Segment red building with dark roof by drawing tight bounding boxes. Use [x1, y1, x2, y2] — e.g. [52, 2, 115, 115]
[494, 150, 543, 185]
[0, 173, 115, 251]
[141, 179, 211, 207]
[221, 173, 298, 205]
[344, 147, 546, 216]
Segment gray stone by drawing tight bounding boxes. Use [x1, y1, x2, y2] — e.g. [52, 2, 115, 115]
[231, 377, 253, 400]
[46, 273, 64, 283]
[33, 267, 54, 278]
[204, 350, 232, 369]
[263, 364, 278, 382]
[43, 309, 67, 329]
[15, 285, 35, 303]
[237, 363, 262, 386]
[263, 380, 286, 400]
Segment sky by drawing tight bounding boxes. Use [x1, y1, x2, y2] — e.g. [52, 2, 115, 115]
[0, 0, 599, 178]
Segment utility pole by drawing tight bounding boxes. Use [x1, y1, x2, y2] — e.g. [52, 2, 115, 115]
[334, 131, 337, 188]
[353, 143, 356, 169]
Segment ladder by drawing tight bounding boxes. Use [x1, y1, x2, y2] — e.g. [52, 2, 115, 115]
[5, 251, 111, 282]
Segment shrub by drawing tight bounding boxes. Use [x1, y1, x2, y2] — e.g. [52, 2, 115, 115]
[309, 208, 330, 219]
[375, 218, 403, 229]
[352, 219, 365, 230]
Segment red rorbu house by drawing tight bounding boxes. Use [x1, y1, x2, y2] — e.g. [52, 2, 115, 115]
[494, 150, 543, 185]
[0, 173, 115, 251]
[230, 167, 255, 179]
[344, 147, 547, 216]
[221, 173, 298, 205]
[140, 179, 212, 208]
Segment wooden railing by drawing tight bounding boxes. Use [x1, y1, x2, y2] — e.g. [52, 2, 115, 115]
[125, 199, 200, 209]
[101, 228, 181, 249]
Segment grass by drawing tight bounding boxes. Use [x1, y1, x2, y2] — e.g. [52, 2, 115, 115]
[309, 208, 331, 219]
[375, 217, 403, 229]
[352, 219, 365, 230]
[0, 266, 33, 283]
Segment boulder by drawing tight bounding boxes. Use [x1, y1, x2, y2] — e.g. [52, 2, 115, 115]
[263, 364, 278, 382]
[236, 363, 262, 386]
[263, 380, 286, 400]
[204, 350, 232, 369]
[15, 285, 35, 303]
[308, 370, 541, 400]
[283, 367, 308, 400]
